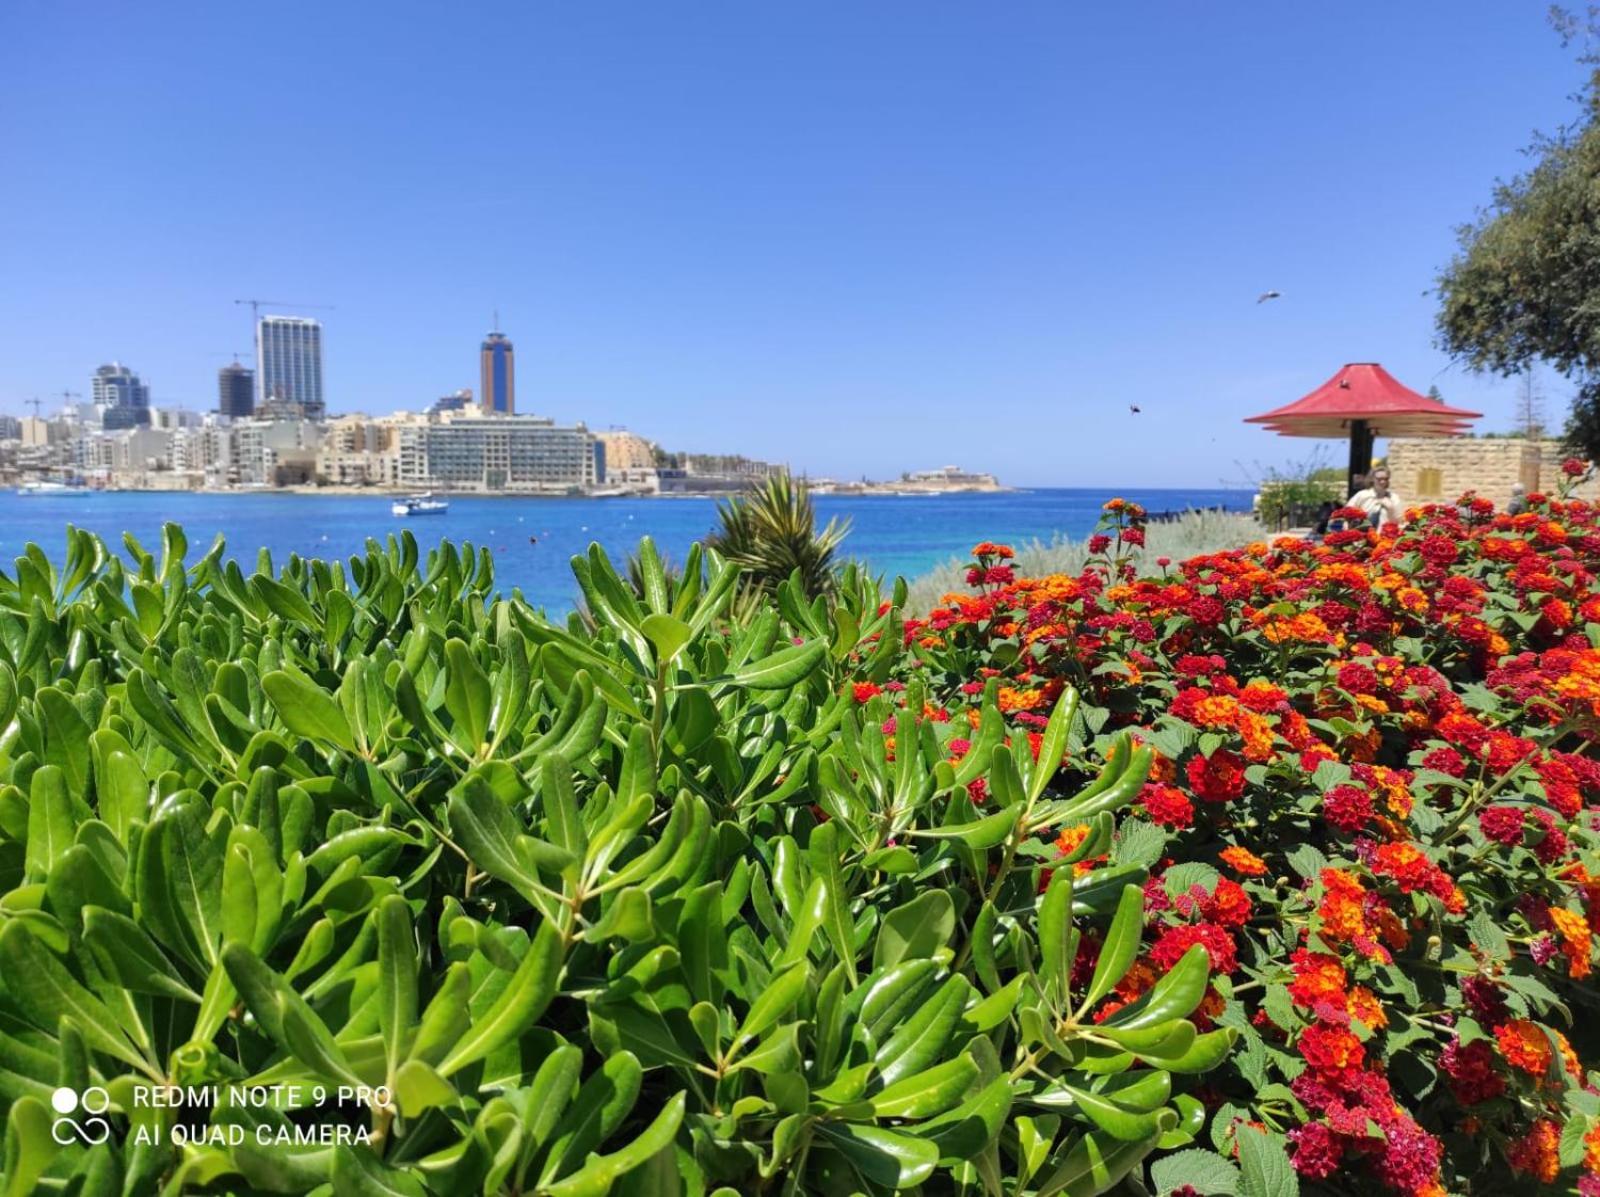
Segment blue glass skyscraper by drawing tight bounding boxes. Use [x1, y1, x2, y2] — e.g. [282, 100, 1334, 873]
[480, 326, 515, 415]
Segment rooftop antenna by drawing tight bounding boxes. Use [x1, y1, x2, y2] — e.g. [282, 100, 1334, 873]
[493, 308, 500, 334]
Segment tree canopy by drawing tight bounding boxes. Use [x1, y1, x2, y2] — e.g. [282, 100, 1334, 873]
[1435, 69, 1600, 454]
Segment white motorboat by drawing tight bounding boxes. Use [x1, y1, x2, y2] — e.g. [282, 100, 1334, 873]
[392, 493, 449, 517]
[16, 480, 92, 497]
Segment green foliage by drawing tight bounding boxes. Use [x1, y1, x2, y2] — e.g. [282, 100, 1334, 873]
[1251, 452, 1345, 528]
[706, 474, 850, 603]
[1435, 63, 1600, 455]
[0, 524, 1228, 1194]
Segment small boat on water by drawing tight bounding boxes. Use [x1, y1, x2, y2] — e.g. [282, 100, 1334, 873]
[392, 493, 449, 517]
[16, 480, 92, 497]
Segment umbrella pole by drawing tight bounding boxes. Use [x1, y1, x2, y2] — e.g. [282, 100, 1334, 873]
[1346, 419, 1374, 497]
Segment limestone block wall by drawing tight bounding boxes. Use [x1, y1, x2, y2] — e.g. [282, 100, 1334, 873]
[1384, 438, 1536, 509]
[1384, 438, 1599, 508]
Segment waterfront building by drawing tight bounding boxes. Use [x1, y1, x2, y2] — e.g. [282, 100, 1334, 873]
[653, 450, 785, 494]
[386, 422, 425, 485]
[316, 414, 400, 487]
[171, 425, 233, 488]
[479, 329, 515, 415]
[258, 316, 325, 420]
[409, 410, 597, 492]
[93, 362, 151, 429]
[595, 430, 661, 490]
[897, 465, 1002, 492]
[232, 418, 324, 486]
[218, 361, 255, 419]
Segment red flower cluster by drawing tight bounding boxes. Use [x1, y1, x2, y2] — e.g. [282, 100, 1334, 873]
[878, 494, 1600, 1192]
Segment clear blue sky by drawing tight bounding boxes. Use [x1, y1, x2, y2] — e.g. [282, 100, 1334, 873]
[0, 2, 1583, 487]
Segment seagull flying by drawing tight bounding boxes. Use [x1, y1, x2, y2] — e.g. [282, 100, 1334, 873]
[1257, 290, 1283, 304]
[1129, 404, 1142, 414]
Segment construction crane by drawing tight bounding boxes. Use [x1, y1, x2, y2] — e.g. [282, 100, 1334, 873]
[26, 397, 42, 418]
[58, 390, 82, 407]
[234, 298, 335, 324]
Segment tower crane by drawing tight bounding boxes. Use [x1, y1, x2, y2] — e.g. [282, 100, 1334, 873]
[233, 298, 335, 323]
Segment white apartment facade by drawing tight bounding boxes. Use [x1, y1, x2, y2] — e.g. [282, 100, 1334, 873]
[257, 316, 325, 420]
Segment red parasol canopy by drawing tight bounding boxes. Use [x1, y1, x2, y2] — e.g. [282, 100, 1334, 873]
[1245, 363, 1482, 494]
[1245, 363, 1481, 437]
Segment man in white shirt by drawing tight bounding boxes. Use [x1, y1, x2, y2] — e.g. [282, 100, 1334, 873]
[1348, 467, 1403, 528]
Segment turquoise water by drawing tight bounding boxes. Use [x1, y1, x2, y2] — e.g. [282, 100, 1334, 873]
[0, 488, 1249, 612]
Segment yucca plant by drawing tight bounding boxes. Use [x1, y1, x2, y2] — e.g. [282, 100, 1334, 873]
[705, 474, 850, 602]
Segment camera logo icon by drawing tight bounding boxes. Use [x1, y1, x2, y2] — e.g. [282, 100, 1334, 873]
[50, 1086, 112, 1145]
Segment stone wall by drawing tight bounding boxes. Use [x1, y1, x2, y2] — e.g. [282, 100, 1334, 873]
[1384, 438, 1599, 508]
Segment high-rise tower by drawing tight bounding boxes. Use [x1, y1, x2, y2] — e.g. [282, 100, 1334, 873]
[93, 362, 151, 429]
[218, 361, 255, 419]
[258, 315, 325, 420]
[479, 320, 515, 415]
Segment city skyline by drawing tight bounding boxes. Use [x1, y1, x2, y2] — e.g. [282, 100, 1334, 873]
[36, 316, 529, 425]
[0, 3, 1588, 486]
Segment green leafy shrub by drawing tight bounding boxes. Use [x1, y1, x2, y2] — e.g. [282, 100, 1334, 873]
[0, 525, 1230, 1195]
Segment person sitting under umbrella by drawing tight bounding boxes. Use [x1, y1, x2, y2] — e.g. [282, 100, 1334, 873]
[1347, 467, 1404, 528]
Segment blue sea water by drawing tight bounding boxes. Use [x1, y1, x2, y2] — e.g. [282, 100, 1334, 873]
[0, 487, 1250, 613]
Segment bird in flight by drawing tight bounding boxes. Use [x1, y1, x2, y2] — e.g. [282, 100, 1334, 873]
[1257, 290, 1283, 303]
[1129, 404, 1142, 414]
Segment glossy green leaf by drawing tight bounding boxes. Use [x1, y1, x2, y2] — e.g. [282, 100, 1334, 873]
[641, 613, 693, 666]
[330, 1145, 428, 1197]
[870, 1055, 979, 1119]
[0, 920, 147, 1069]
[541, 1051, 645, 1186]
[1103, 945, 1210, 1030]
[391, 1059, 458, 1118]
[543, 1091, 686, 1197]
[736, 962, 808, 1047]
[1035, 1122, 1171, 1197]
[438, 919, 562, 1076]
[443, 638, 492, 750]
[1027, 686, 1079, 802]
[261, 668, 356, 752]
[1080, 884, 1145, 1013]
[813, 1122, 939, 1191]
[1038, 865, 1076, 1008]
[873, 890, 956, 971]
[377, 895, 418, 1079]
[730, 639, 826, 689]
